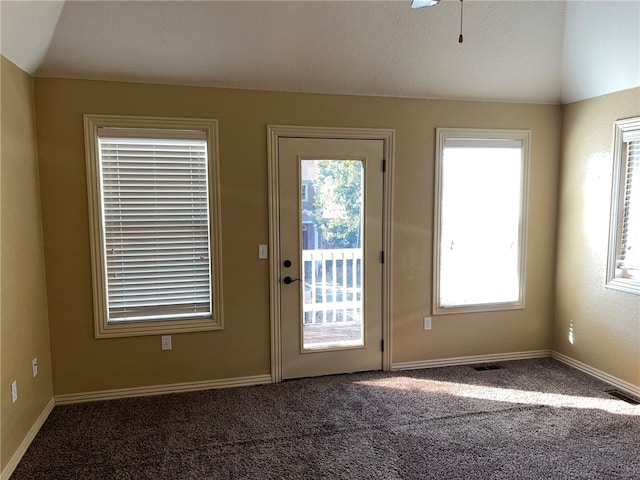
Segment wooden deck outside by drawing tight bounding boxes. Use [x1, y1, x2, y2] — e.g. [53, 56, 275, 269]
[303, 320, 363, 348]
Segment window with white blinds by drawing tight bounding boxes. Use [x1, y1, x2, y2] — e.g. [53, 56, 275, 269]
[85, 116, 223, 337]
[433, 129, 530, 315]
[607, 117, 640, 294]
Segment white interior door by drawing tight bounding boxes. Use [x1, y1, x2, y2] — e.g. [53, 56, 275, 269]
[279, 137, 384, 379]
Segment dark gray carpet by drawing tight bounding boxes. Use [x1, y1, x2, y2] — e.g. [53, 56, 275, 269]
[11, 358, 640, 479]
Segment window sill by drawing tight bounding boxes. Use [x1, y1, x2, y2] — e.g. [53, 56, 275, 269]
[433, 301, 525, 316]
[95, 317, 223, 339]
[605, 278, 640, 296]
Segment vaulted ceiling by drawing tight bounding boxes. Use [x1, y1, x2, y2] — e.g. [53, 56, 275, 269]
[1, 1, 638, 105]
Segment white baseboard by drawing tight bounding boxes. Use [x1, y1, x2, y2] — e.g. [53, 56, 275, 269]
[391, 349, 551, 371]
[54, 374, 273, 405]
[1, 397, 55, 480]
[551, 351, 640, 399]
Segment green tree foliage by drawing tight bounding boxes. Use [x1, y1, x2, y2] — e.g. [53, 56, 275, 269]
[310, 160, 363, 248]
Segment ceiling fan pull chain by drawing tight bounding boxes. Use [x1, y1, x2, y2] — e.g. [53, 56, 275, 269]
[459, 0, 464, 43]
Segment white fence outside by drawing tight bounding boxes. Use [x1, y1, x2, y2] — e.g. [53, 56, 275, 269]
[301, 248, 362, 324]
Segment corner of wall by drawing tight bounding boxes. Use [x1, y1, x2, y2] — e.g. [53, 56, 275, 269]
[0, 54, 54, 475]
[554, 87, 640, 388]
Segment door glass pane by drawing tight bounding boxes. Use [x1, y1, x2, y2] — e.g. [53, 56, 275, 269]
[300, 159, 364, 350]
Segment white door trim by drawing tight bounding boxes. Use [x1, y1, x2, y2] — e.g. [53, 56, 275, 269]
[267, 125, 395, 383]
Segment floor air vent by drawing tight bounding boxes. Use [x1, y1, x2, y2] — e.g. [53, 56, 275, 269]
[473, 365, 501, 371]
[604, 389, 640, 405]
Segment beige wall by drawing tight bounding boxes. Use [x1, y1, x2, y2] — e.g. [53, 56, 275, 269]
[3, 57, 637, 479]
[555, 87, 640, 387]
[0, 57, 53, 473]
[32, 77, 561, 395]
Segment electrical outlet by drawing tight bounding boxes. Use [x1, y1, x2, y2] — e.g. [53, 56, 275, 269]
[161, 335, 172, 350]
[11, 381, 18, 403]
[423, 316, 432, 330]
[258, 244, 268, 259]
[32, 358, 38, 377]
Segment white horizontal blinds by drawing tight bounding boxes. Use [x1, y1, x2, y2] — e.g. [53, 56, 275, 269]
[619, 137, 640, 278]
[97, 128, 212, 323]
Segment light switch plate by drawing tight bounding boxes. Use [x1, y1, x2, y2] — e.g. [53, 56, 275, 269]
[258, 244, 268, 259]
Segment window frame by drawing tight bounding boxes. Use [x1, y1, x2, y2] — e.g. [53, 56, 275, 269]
[84, 114, 224, 338]
[606, 116, 640, 295]
[433, 128, 530, 315]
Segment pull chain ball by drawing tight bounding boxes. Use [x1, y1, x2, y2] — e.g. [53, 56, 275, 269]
[458, 0, 464, 43]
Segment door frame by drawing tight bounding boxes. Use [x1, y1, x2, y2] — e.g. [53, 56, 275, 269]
[267, 125, 395, 382]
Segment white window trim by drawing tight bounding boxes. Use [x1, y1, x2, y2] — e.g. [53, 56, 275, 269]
[84, 114, 224, 338]
[606, 116, 640, 295]
[433, 128, 530, 315]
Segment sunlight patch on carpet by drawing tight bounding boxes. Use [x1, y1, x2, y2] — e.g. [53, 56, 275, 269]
[356, 377, 640, 415]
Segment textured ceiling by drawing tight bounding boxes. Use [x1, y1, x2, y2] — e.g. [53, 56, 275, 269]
[1, 1, 639, 105]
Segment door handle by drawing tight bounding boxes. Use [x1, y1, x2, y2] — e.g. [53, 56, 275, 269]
[283, 276, 300, 285]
